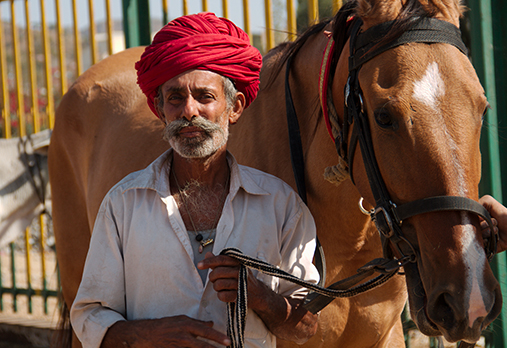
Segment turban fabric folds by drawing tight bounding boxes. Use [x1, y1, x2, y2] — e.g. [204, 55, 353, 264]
[135, 12, 262, 118]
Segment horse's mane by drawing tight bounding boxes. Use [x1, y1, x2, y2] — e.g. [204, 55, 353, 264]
[266, 0, 445, 86]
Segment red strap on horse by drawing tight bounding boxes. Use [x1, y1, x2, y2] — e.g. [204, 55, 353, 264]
[318, 36, 336, 142]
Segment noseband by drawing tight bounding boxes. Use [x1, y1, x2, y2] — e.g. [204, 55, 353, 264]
[285, 16, 498, 312]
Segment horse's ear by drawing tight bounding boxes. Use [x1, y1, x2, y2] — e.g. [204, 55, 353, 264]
[229, 92, 246, 124]
[356, 0, 374, 18]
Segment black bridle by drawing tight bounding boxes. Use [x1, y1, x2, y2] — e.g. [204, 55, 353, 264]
[342, 17, 497, 264]
[284, 16, 498, 314]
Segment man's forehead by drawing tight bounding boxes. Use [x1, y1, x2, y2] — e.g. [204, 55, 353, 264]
[161, 70, 224, 92]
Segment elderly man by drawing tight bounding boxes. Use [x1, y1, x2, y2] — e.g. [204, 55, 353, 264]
[70, 12, 319, 348]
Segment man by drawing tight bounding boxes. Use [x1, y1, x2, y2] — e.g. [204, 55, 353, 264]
[70, 12, 320, 348]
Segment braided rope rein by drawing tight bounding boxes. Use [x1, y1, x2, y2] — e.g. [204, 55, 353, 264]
[220, 247, 400, 348]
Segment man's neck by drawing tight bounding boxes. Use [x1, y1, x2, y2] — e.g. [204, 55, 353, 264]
[171, 147, 229, 187]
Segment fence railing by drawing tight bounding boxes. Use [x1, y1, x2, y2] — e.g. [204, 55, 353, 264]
[0, 216, 59, 316]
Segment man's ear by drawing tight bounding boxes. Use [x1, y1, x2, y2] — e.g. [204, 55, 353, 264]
[153, 96, 166, 123]
[229, 92, 246, 124]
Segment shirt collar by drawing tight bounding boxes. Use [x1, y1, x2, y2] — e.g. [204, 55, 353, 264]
[139, 149, 270, 198]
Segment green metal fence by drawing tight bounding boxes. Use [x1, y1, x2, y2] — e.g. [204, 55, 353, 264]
[0, 216, 59, 317]
[469, 0, 507, 347]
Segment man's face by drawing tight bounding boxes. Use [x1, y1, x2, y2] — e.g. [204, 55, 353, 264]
[157, 70, 232, 159]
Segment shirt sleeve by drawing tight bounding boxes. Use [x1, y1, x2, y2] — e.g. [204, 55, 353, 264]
[70, 194, 127, 348]
[278, 193, 320, 299]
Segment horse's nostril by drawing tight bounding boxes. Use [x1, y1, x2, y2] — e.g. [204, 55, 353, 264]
[429, 292, 458, 328]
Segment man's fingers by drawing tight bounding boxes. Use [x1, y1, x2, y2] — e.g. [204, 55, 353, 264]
[216, 290, 238, 303]
[481, 218, 499, 241]
[211, 277, 239, 291]
[182, 318, 231, 346]
[198, 255, 240, 270]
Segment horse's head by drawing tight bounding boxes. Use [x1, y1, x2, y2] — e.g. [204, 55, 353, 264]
[330, 0, 502, 343]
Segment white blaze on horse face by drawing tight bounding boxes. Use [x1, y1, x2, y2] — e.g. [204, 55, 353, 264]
[413, 64, 488, 327]
[412, 62, 465, 190]
[460, 212, 489, 327]
[412, 62, 445, 111]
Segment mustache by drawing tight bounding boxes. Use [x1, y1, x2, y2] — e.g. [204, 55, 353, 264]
[164, 117, 223, 138]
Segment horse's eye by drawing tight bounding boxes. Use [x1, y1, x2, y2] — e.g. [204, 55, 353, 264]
[482, 104, 490, 122]
[374, 110, 395, 128]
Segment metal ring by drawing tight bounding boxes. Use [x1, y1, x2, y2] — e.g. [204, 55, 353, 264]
[358, 197, 371, 216]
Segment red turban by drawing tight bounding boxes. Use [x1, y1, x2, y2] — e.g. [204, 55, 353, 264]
[135, 12, 262, 118]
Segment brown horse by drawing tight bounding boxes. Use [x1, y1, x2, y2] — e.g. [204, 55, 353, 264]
[48, 0, 501, 347]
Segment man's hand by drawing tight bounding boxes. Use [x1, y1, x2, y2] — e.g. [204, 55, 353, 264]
[198, 252, 244, 302]
[480, 195, 507, 253]
[198, 252, 318, 344]
[100, 315, 231, 348]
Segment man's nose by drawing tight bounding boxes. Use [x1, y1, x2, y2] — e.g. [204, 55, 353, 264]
[181, 97, 199, 121]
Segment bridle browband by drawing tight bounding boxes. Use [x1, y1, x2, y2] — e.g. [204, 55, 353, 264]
[284, 15, 498, 313]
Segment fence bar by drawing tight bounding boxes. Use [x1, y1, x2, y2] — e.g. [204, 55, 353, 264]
[24, 229, 33, 313]
[122, 0, 151, 48]
[105, 0, 113, 56]
[0, 8, 11, 139]
[333, 0, 343, 13]
[183, 0, 188, 15]
[308, 0, 318, 25]
[39, 215, 48, 313]
[202, 0, 207, 12]
[72, 0, 83, 76]
[242, 0, 250, 42]
[55, 0, 68, 95]
[25, 0, 40, 133]
[10, 243, 17, 312]
[40, 0, 54, 128]
[222, 0, 228, 18]
[264, 0, 274, 51]
[10, 0, 26, 137]
[162, 0, 168, 26]
[88, 0, 98, 65]
[0, 254, 3, 310]
[286, 0, 296, 41]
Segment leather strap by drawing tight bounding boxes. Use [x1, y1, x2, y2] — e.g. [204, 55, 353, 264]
[350, 17, 468, 71]
[285, 55, 327, 287]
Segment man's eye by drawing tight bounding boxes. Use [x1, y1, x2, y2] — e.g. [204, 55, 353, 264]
[168, 95, 182, 101]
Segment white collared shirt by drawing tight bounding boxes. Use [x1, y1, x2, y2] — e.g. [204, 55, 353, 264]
[70, 149, 319, 348]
